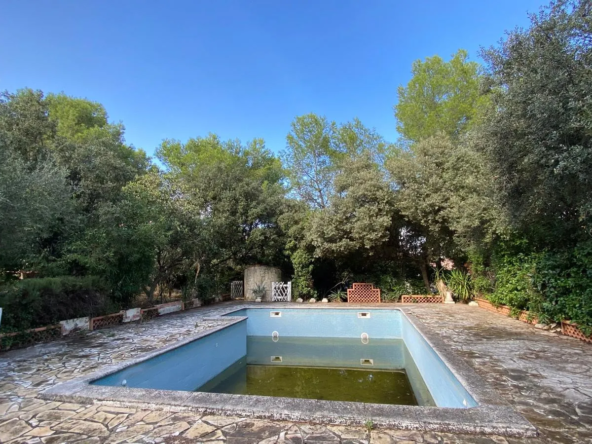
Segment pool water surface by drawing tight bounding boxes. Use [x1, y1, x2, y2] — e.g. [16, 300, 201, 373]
[197, 336, 433, 405]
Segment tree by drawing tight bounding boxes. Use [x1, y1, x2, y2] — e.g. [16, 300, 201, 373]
[307, 153, 396, 258]
[478, 0, 592, 246]
[0, 152, 75, 272]
[47, 93, 149, 211]
[282, 114, 338, 209]
[157, 134, 288, 274]
[395, 50, 486, 143]
[388, 133, 504, 252]
[0, 90, 56, 163]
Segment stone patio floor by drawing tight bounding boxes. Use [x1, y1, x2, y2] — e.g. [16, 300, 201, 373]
[0, 303, 591, 444]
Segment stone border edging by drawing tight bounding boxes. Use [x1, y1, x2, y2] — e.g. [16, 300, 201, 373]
[475, 297, 592, 344]
[474, 298, 538, 325]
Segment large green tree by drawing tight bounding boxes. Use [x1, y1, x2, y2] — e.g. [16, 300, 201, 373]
[395, 49, 486, 143]
[158, 134, 288, 274]
[478, 0, 592, 246]
[282, 114, 338, 209]
[0, 153, 75, 271]
[387, 133, 505, 255]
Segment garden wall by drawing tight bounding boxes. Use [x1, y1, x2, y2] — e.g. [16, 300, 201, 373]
[244, 265, 281, 301]
[475, 297, 592, 344]
[0, 298, 202, 351]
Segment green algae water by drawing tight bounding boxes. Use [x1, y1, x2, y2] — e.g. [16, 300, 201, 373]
[196, 336, 434, 406]
[202, 363, 417, 405]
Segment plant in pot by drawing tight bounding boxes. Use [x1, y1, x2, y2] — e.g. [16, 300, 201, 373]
[251, 283, 266, 302]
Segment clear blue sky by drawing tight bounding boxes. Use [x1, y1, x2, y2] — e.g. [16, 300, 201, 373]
[1, 0, 548, 158]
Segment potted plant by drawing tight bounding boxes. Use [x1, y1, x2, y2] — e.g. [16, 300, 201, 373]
[251, 283, 266, 302]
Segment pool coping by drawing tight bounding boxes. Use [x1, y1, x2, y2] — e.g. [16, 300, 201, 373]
[40, 304, 537, 437]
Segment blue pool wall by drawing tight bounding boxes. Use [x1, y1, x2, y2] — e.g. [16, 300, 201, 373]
[400, 315, 477, 408]
[247, 336, 407, 369]
[225, 308, 477, 408]
[92, 320, 246, 391]
[225, 308, 402, 338]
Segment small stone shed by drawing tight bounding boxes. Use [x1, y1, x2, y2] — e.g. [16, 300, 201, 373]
[244, 265, 282, 301]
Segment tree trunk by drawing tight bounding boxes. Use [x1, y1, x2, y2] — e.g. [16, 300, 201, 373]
[420, 261, 431, 294]
[145, 280, 157, 304]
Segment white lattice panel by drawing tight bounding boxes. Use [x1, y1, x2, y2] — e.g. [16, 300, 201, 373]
[272, 282, 291, 302]
[231, 281, 244, 299]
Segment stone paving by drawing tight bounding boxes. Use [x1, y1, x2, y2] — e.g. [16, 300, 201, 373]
[0, 302, 591, 443]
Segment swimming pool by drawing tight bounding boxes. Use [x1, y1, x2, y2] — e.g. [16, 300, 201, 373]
[43, 304, 536, 436]
[92, 308, 473, 408]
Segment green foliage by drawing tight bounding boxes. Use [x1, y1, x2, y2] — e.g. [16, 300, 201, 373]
[395, 49, 487, 143]
[478, 0, 592, 246]
[158, 134, 288, 270]
[251, 283, 267, 299]
[0, 276, 111, 331]
[488, 247, 539, 311]
[0, 152, 76, 271]
[282, 114, 339, 209]
[446, 269, 473, 302]
[466, 249, 494, 296]
[307, 153, 397, 258]
[377, 275, 407, 302]
[290, 249, 317, 299]
[533, 240, 592, 331]
[387, 132, 506, 256]
[328, 289, 346, 302]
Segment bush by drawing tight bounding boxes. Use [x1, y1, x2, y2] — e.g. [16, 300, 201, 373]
[378, 276, 406, 302]
[484, 239, 592, 333]
[328, 289, 347, 302]
[533, 241, 592, 332]
[446, 269, 473, 302]
[0, 276, 113, 332]
[488, 252, 539, 311]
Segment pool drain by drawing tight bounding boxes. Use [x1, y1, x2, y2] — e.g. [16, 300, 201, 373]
[360, 358, 374, 366]
[271, 356, 283, 362]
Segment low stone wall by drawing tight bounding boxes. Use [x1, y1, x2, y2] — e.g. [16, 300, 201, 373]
[60, 316, 90, 335]
[244, 265, 281, 301]
[475, 298, 538, 325]
[0, 297, 205, 351]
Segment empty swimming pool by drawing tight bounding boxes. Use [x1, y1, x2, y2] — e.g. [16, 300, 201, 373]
[92, 308, 475, 408]
[44, 305, 537, 436]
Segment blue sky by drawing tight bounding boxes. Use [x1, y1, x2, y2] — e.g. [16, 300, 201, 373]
[1, 0, 548, 157]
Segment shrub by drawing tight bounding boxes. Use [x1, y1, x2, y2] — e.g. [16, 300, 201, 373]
[0, 276, 112, 332]
[488, 246, 540, 311]
[446, 269, 473, 302]
[533, 241, 592, 333]
[376, 275, 423, 302]
[328, 289, 347, 302]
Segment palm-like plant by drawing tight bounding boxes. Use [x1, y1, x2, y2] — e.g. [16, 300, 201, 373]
[446, 269, 473, 302]
[251, 283, 266, 299]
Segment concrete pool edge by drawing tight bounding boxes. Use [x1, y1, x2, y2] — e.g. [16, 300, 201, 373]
[39, 304, 537, 437]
